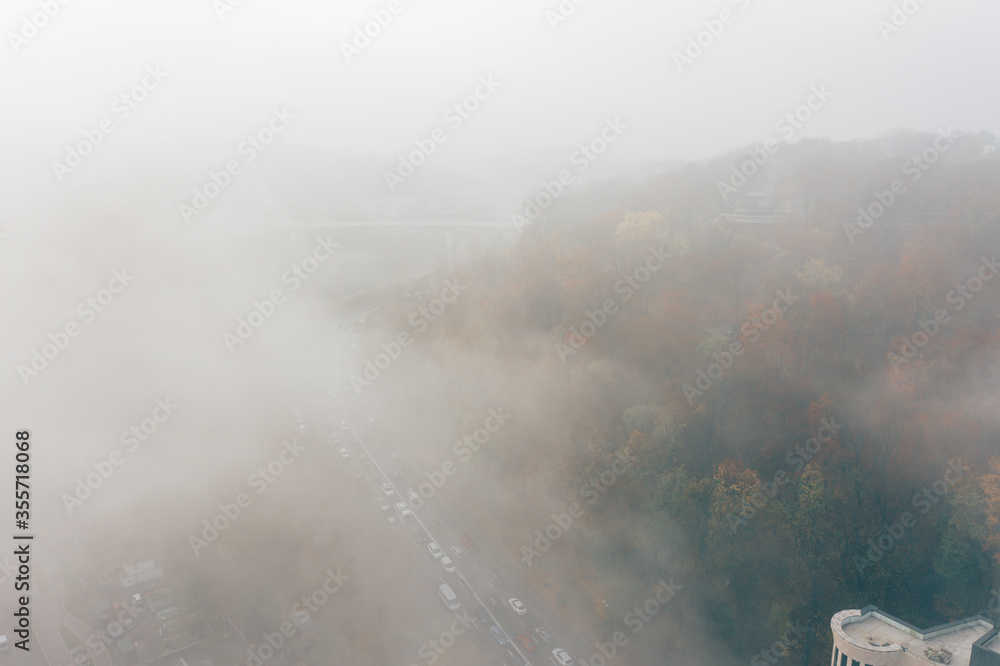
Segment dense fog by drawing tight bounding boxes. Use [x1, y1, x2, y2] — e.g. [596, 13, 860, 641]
[2, 1, 999, 665]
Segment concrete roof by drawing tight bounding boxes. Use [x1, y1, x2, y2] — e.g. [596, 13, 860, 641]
[834, 607, 994, 665]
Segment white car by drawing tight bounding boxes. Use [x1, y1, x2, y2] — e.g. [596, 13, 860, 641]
[535, 627, 554, 643]
[551, 648, 573, 665]
[379, 498, 391, 512]
[341, 420, 348, 431]
[381, 483, 394, 497]
[339, 448, 349, 459]
[395, 502, 412, 518]
[407, 490, 420, 505]
[367, 416, 376, 427]
[387, 515, 400, 529]
[509, 598, 527, 616]
[298, 425, 306, 433]
[440, 556, 455, 573]
[450, 546, 466, 559]
[427, 542, 443, 559]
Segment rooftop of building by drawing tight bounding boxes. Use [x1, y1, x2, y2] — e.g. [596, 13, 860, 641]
[979, 630, 1000, 655]
[832, 606, 995, 665]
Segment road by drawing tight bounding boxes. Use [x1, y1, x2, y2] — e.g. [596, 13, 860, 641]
[27, 547, 113, 666]
[316, 300, 586, 665]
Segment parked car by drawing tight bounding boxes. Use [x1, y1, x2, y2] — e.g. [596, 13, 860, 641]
[535, 627, 554, 643]
[440, 556, 455, 573]
[387, 515, 400, 529]
[395, 501, 412, 518]
[491, 625, 509, 645]
[339, 448, 349, 459]
[518, 635, 537, 652]
[450, 546, 466, 559]
[551, 648, 573, 665]
[379, 498, 391, 512]
[509, 598, 527, 615]
[381, 483, 394, 497]
[460, 535, 474, 548]
[476, 604, 490, 624]
[427, 542, 444, 559]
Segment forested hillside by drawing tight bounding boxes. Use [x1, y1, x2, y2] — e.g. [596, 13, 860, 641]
[386, 131, 1000, 664]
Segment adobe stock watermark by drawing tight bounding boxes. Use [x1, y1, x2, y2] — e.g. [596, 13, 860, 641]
[52, 66, 169, 182]
[521, 451, 629, 567]
[384, 76, 501, 192]
[683, 288, 799, 404]
[190, 438, 307, 556]
[224, 237, 341, 353]
[511, 117, 628, 232]
[214, 0, 249, 21]
[877, 0, 931, 41]
[750, 620, 810, 665]
[975, 588, 1000, 624]
[717, 85, 834, 203]
[349, 278, 467, 393]
[582, 577, 683, 666]
[545, 0, 589, 29]
[340, 0, 407, 63]
[673, 0, 756, 74]
[179, 107, 295, 223]
[887, 255, 999, 368]
[843, 127, 955, 244]
[408, 608, 477, 666]
[62, 398, 180, 515]
[556, 245, 672, 362]
[8, 0, 73, 53]
[407, 407, 510, 509]
[854, 459, 969, 575]
[727, 415, 842, 533]
[18, 268, 135, 386]
[244, 566, 350, 666]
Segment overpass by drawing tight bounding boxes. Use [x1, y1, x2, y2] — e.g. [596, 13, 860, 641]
[258, 219, 515, 270]
[258, 220, 511, 229]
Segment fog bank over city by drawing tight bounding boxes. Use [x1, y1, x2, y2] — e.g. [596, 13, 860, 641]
[1, 1, 999, 665]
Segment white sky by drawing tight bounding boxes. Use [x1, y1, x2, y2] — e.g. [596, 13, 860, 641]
[1, 0, 996, 172]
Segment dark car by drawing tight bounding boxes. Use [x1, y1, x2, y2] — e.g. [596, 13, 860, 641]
[476, 604, 490, 624]
[490, 625, 508, 645]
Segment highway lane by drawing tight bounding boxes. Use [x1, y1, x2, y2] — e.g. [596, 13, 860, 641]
[329, 304, 584, 666]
